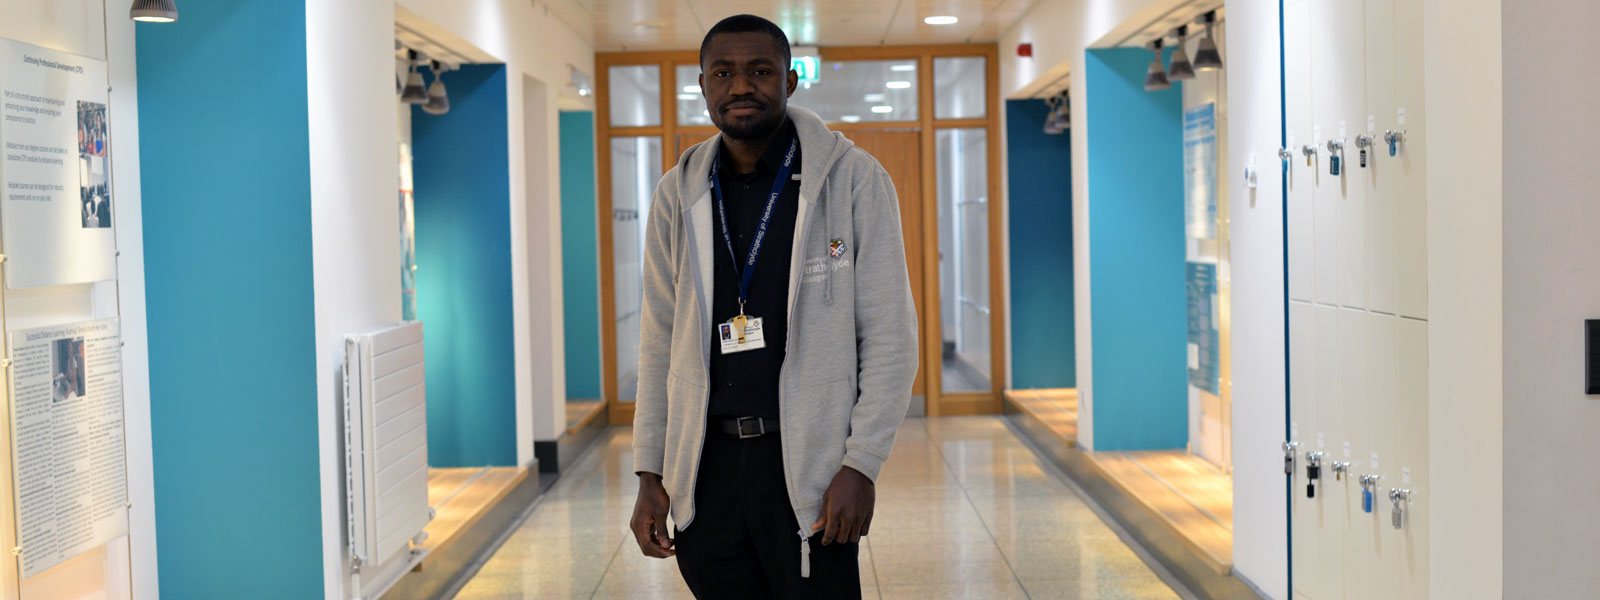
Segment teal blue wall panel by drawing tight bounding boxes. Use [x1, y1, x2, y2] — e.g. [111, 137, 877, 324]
[136, 1, 324, 596]
[411, 64, 518, 467]
[1005, 99, 1076, 390]
[1084, 48, 1187, 451]
[559, 111, 601, 400]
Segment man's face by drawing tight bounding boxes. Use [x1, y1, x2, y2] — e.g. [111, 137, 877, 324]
[700, 32, 797, 141]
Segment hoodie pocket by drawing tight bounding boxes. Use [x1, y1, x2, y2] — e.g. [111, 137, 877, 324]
[783, 376, 854, 503]
[662, 370, 707, 499]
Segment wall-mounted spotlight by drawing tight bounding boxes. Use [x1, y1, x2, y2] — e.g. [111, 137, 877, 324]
[400, 50, 429, 104]
[422, 61, 451, 115]
[569, 65, 593, 98]
[130, 0, 178, 22]
[1194, 11, 1223, 71]
[1144, 39, 1170, 92]
[1167, 25, 1195, 81]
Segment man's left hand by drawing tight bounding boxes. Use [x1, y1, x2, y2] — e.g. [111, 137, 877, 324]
[810, 466, 875, 545]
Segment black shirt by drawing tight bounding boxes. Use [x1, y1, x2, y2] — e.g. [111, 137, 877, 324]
[707, 119, 801, 418]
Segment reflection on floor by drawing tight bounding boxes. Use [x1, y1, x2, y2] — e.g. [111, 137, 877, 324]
[940, 356, 990, 393]
[417, 466, 529, 570]
[453, 417, 1184, 599]
[1004, 388, 1078, 446]
[1085, 451, 1233, 575]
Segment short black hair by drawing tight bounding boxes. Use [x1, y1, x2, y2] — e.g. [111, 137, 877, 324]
[699, 14, 791, 68]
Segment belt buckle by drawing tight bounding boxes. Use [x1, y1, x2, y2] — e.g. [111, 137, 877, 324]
[736, 416, 764, 439]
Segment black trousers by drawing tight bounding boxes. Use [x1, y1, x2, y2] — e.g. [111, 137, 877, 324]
[675, 432, 860, 600]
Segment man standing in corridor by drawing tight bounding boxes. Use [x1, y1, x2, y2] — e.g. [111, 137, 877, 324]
[628, 13, 919, 599]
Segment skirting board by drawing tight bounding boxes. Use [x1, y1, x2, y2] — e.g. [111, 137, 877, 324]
[533, 409, 609, 473]
[1003, 405, 1265, 600]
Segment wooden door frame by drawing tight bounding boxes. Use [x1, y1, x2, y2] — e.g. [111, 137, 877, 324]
[596, 44, 1005, 424]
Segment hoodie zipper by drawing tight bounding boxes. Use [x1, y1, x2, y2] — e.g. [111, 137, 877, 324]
[777, 190, 820, 578]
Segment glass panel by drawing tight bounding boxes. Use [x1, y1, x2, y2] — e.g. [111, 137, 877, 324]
[610, 136, 662, 402]
[934, 57, 986, 119]
[936, 128, 991, 393]
[676, 65, 713, 126]
[609, 65, 661, 127]
[677, 60, 919, 125]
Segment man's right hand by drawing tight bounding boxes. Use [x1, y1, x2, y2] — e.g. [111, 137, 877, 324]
[630, 473, 675, 558]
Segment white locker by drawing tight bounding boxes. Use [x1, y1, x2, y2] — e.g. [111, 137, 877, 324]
[1387, 317, 1430, 597]
[1363, 0, 1400, 316]
[1285, 0, 1315, 304]
[1288, 301, 1316, 599]
[1390, 0, 1428, 320]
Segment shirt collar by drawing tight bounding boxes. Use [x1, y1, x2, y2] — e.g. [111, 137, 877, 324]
[717, 118, 798, 177]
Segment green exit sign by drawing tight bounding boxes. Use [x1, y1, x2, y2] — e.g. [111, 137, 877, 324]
[792, 55, 819, 83]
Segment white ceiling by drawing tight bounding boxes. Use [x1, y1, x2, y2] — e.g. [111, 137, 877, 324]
[544, 0, 1044, 52]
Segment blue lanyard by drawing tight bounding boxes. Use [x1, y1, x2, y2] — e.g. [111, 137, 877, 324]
[710, 137, 798, 314]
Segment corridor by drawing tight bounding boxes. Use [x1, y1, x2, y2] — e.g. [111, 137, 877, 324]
[451, 417, 1183, 599]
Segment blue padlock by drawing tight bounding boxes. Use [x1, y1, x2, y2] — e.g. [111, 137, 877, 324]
[1362, 488, 1373, 513]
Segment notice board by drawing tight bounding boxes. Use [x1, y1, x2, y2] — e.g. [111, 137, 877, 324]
[0, 38, 117, 289]
[6, 318, 126, 579]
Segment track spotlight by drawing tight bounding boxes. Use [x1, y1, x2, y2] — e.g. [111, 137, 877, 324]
[130, 0, 178, 22]
[422, 62, 450, 115]
[1144, 39, 1170, 92]
[1167, 26, 1195, 80]
[1194, 11, 1223, 71]
[1043, 95, 1064, 135]
[401, 50, 429, 104]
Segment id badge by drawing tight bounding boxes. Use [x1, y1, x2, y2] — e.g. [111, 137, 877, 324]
[718, 317, 766, 354]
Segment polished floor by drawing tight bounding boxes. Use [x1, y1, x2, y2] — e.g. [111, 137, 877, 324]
[451, 417, 1185, 599]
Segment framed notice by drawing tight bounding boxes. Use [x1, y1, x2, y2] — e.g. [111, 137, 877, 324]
[6, 318, 126, 579]
[0, 38, 117, 288]
[1183, 102, 1218, 241]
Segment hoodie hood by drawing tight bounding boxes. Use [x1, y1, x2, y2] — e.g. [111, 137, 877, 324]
[673, 105, 857, 213]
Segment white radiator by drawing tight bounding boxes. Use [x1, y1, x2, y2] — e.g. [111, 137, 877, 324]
[343, 321, 430, 572]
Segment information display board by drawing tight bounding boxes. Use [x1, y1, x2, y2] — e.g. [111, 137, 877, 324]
[0, 39, 117, 289]
[1183, 103, 1218, 241]
[6, 318, 126, 579]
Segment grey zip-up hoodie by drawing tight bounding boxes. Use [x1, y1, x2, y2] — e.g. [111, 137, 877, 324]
[631, 106, 918, 572]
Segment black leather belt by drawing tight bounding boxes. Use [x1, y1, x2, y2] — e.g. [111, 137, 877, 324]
[713, 416, 780, 439]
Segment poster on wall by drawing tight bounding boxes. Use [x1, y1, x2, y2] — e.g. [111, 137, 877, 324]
[1186, 262, 1221, 395]
[6, 318, 127, 579]
[1183, 103, 1217, 240]
[0, 38, 117, 289]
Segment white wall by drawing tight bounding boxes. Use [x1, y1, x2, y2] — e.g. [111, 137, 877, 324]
[0, 2, 154, 598]
[1220, 0, 1288, 595]
[397, 0, 596, 453]
[1500, 2, 1591, 597]
[305, 1, 404, 599]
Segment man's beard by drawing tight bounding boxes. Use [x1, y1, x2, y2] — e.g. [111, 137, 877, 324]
[718, 105, 785, 141]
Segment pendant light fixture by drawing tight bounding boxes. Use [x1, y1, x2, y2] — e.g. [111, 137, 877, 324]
[400, 50, 429, 104]
[129, 0, 178, 22]
[422, 61, 450, 115]
[1194, 11, 1224, 71]
[1167, 26, 1196, 80]
[1144, 39, 1170, 92]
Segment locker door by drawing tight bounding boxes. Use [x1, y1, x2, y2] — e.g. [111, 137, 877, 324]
[1346, 311, 1394, 599]
[1388, 317, 1430, 596]
[1319, 0, 1368, 311]
[1307, 0, 1340, 307]
[1285, 0, 1315, 304]
[1288, 301, 1316, 600]
[1390, 0, 1428, 320]
[1363, 0, 1400, 316]
[1309, 306, 1344, 599]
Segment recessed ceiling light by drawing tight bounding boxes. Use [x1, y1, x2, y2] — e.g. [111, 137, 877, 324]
[841, 115, 862, 123]
[871, 106, 894, 113]
[864, 93, 886, 102]
[678, 94, 697, 100]
[924, 16, 958, 25]
[891, 64, 916, 72]
[885, 81, 912, 89]
[683, 85, 701, 93]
